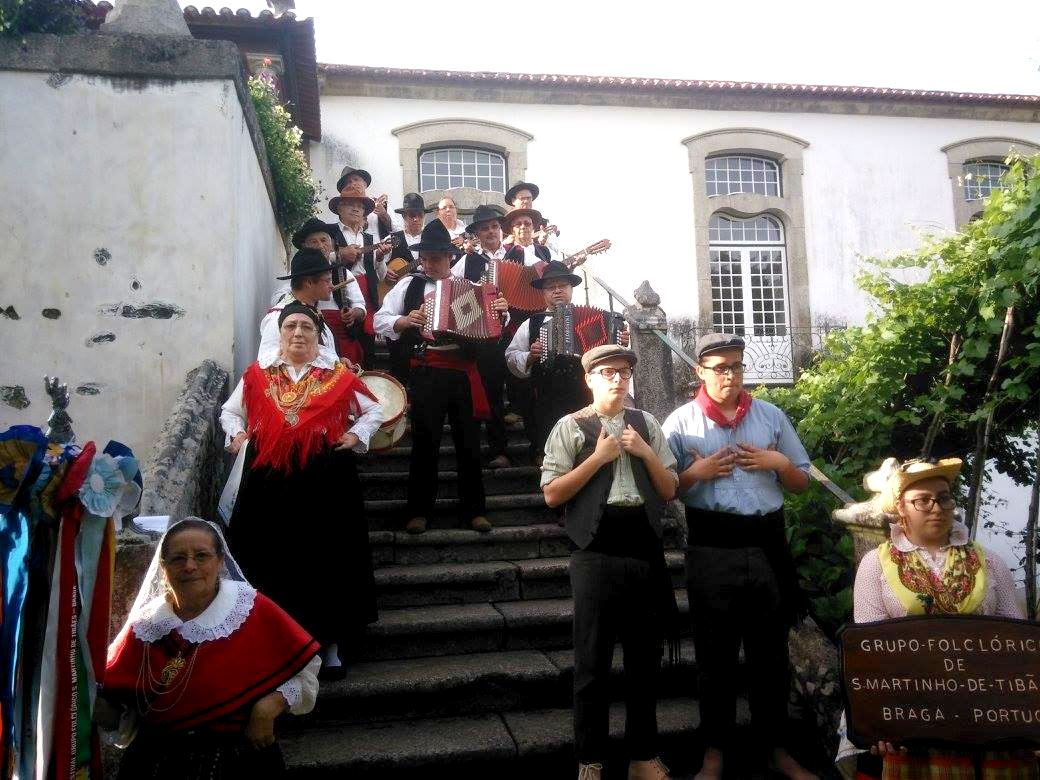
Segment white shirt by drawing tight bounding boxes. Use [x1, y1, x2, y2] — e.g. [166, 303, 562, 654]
[368, 210, 402, 238]
[450, 246, 507, 278]
[400, 229, 423, 261]
[220, 355, 384, 454]
[441, 220, 468, 241]
[258, 298, 340, 367]
[505, 313, 551, 378]
[339, 222, 388, 280]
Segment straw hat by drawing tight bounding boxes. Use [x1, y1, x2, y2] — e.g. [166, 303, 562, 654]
[870, 457, 963, 514]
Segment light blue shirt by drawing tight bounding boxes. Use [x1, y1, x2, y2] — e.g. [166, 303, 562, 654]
[661, 398, 810, 516]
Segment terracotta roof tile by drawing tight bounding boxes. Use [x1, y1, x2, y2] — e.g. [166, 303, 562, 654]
[319, 64, 1040, 107]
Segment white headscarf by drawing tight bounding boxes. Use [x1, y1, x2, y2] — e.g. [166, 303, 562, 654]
[113, 517, 249, 650]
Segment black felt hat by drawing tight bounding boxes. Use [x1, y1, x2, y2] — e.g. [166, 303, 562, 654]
[336, 166, 372, 191]
[409, 219, 463, 257]
[694, 332, 746, 360]
[276, 247, 344, 280]
[505, 181, 539, 205]
[466, 204, 505, 232]
[530, 260, 582, 289]
[395, 192, 426, 215]
[291, 217, 339, 250]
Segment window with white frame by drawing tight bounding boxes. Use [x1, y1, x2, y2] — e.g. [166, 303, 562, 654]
[419, 148, 506, 193]
[962, 160, 1008, 201]
[709, 214, 788, 337]
[705, 155, 781, 197]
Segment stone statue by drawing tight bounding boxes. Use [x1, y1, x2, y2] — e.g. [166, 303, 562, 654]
[44, 376, 75, 445]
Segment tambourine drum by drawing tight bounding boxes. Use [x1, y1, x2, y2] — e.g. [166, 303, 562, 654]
[357, 370, 408, 452]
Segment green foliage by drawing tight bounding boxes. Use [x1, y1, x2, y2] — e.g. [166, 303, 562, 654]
[248, 74, 318, 236]
[0, 0, 86, 37]
[784, 475, 856, 637]
[760, 153, 1040, 489]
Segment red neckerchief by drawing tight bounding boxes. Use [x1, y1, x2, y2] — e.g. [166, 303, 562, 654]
[695, 384, 753, 429]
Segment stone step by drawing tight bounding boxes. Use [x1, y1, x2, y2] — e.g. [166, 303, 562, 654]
[396, 420, 528, 448]
[282, 697, 749, 778]
[374, 551, 686, 608]
[364, 493, 556, 529]
[353, 591, 689, 662]
[360, 441, 532, 472]
[360, 466, 541, 500]
[369, 524, 573, 567]
[289, 641, 701, 726]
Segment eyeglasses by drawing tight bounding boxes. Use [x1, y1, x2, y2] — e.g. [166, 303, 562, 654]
[591, 367, 634, 381]
[163, 551, 217, 569]
[904, 495, 957, 512]
[699, 362, 745, 376]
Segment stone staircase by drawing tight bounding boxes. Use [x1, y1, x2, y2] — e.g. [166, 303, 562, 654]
[279, 352, 821, 779]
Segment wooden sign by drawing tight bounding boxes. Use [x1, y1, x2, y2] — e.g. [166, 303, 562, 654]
[840, 615, 1040, 748]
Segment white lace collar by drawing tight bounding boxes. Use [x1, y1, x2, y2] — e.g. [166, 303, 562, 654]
[890, 517, 970, 553]
[131, 579, 257, 644]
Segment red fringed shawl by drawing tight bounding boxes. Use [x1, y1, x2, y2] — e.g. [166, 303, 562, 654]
[103, 591, 319, 732]
[242, 361, 377, 473]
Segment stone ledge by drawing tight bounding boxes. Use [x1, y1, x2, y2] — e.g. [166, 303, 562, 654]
[0, 32, 277, 217]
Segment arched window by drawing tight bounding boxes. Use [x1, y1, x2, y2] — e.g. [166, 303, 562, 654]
[705, 155, 781, 197]
[708, 214, 788, 338]
[962, 160, 1008, 201]
[419, 148, 506, 193]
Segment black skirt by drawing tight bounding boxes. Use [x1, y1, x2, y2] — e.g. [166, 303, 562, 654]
[118, 729, 285, 779]
[227, 445, 377, 645]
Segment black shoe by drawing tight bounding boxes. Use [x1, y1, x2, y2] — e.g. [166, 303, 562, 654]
[318, 664, 347, 682]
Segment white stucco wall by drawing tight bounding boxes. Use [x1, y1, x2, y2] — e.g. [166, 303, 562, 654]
[0, 72, 283, 458]
[314, 94, 1040, 324]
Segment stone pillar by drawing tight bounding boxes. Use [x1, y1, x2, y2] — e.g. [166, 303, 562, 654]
[624, 281, 676, 424]
[100, 0, 191, 36]
[832, 500, 889, 563]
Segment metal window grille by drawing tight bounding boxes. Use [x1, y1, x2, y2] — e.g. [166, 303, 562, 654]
[419, 148, 506, 193]
[706, 155, 781, 197]
[962, 161, 1008, 201]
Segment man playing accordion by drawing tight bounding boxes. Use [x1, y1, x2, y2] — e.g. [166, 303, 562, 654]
[374, 219, 509, 536]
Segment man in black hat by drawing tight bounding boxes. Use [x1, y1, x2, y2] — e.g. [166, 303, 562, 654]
[450, 204, 511, 467]
[505, 181, 559, 256]
[374, 220, 509, 535]
[337, 166, 396, 238]
[275, 218, 368, 366]
[661, 333, 815, 780]
[382, 193, 427, 382]
[505, 261, 630, 464]
[258, 248, 341, 367]
[541, 344, 679, 780]
[501, 207, 552, 266]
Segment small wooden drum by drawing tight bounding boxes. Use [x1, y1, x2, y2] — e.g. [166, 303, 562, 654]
[357, 370, 408, 452]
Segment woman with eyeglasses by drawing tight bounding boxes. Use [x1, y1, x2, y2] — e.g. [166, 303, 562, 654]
[99, 518, 320, 778]
[836, 457, 1030, 780]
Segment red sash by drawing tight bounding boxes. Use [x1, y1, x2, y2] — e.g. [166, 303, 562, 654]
[103, 591, 319, 732]
[411, 350, 490, 420]
[353, 274, 377, 336]
[694, 384, 753, 429]
[242, 361, 377, 473]
[320, 307, 364, 367]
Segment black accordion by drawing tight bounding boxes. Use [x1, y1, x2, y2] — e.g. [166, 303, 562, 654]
[539, 304, 627, 365]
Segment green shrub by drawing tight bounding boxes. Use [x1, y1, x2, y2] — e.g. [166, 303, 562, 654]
[1, 0, 86, 37]
[248, 72, 318, 236]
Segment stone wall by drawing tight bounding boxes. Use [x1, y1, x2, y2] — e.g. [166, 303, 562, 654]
[0, 32, 284, 460]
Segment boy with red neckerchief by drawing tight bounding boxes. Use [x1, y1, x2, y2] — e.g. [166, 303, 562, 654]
[661, 333, 818, 780]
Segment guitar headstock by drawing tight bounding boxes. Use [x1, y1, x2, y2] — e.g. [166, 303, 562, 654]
[587, 239, 611, 255]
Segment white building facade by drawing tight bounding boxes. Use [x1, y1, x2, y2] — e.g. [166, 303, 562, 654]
[312, 66, 1040, 381]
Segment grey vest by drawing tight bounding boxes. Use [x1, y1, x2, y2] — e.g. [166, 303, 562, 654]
[564, 406, 665, 549]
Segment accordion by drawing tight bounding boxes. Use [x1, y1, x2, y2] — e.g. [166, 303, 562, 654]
[540, 304, 627, 364]
[484, 259, 548, 313]
[421, 277, 503, 342]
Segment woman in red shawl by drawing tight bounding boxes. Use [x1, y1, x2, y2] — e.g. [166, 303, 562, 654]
[219, 301, 383, 680]
[99, 518, 320, 778]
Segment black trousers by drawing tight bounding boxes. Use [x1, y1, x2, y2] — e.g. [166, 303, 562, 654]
[570, 549, 661, 764]
[685, 544, 790, 748]
[406, 365, 486, 522]
[477, 342, 508, 459]
[387, 338, 411, 386]
[531, 374, 591, 458]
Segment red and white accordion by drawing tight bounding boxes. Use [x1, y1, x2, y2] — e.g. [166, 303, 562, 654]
[539, 304, 627, 364]
[421, 277, 503, 343]
[483, 259, 547, 313]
